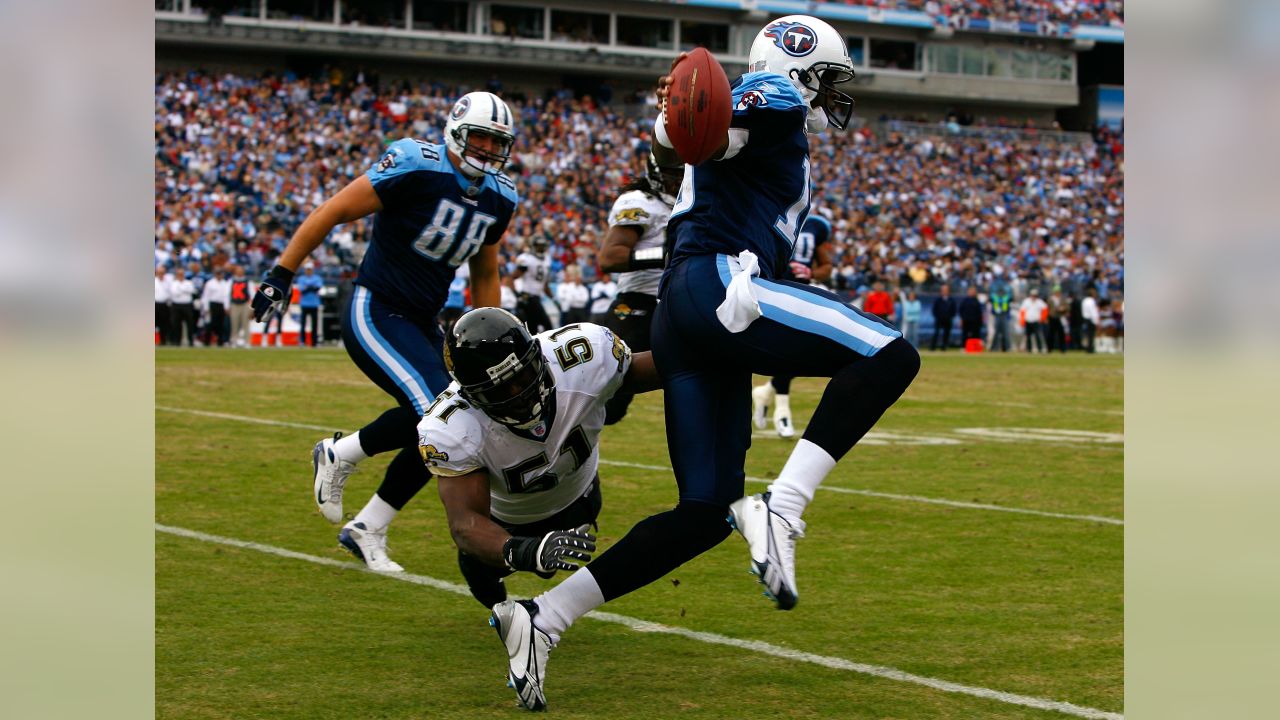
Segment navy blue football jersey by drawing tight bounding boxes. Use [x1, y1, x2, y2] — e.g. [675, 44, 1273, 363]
[788, 213, 832, 276]
[667, 72, 810, 279]
[358, 138, 517, 317]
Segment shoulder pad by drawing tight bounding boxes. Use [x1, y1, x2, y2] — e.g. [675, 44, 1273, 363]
[491, 172, 519, 204]
[370, 138, 449, 178]
[733, 72, 805, 113]
[417, 402, 485, 477]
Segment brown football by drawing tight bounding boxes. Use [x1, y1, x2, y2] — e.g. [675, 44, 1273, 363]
[663, 48, 733, 166]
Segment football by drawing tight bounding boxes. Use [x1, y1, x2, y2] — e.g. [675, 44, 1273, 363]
[663, 47, 732, 166]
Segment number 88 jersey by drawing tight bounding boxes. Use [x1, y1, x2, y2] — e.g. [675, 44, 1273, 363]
[360, 138, 518, 318]
[418, 323, 632, 524]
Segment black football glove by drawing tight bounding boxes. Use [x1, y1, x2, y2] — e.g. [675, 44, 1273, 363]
[503, 524, 597, 574]
[251, 265, 295, 323]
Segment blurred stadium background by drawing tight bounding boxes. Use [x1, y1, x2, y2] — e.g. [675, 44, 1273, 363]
[155, 2, 1123, 718]
[155, 0, 1122, 351]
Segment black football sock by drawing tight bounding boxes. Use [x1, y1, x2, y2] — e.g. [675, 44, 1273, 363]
[586, 500, 732, 602]
[356, 406, 421, 457]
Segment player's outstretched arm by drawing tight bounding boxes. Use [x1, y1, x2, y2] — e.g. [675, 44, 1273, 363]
[277, 175, 382, 272]
[436, 469, 596, 572]
[468, 242, 501, 308]
[251, 176, 383, 322]
[437, 469, 510, 567]
[620, 350, 660, 395]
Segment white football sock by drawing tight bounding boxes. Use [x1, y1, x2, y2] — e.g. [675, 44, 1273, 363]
[766, 439, 837, 524]
[755, 381, 776, 403]
[773, 393, 792, 420]
[333, 432, 369, 464]
[533, 567, 605, 640]
[352, 493, 398, 532]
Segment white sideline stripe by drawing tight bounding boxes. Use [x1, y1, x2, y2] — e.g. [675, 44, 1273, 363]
[598, 459, 1124, 526]
[155, 524, 1122, 720]
[154, 406, 1123, 526]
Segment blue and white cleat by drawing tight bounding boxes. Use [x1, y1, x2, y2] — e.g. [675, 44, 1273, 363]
[313, 432, 358, 524]
[490, 599, 554, 711]
[338, 521, 404, 573]
[727, 492, 805, 610]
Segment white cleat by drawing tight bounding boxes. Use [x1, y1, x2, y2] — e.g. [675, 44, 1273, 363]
[727, 492, 805, 610]
[338, 521, 404, 573]
[774, 413, 796, 439]
[313, 433, 357, 524]
[751, 383, 775, 430]
[490, 599, 554, 712]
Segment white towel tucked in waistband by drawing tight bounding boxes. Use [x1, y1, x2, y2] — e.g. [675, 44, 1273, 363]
[715, 250, 763, 333]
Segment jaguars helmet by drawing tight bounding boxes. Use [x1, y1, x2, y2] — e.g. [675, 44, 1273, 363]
[530, 235, 550, 255]
[645, 151, 684, 205]
[445, 308, 553, 430]
[748, 15, 855, 130]
[444, 91, 516, 178]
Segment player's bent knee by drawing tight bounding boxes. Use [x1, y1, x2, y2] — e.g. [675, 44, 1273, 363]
[878, 337, 921, 391]
[672, 500, 734, 552]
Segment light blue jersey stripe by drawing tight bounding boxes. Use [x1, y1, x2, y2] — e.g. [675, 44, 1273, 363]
[714, 254, 898, 356]
[351, 286, 434, 413]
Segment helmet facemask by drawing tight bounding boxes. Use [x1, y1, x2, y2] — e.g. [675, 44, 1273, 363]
[452, 125, 514, 178]
[456, 340, 555, 430]
[794, 63, 855, 130]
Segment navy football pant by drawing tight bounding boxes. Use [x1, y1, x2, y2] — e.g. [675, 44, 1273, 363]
[341, 285, 451, 511]
[587, 254, 919, 602]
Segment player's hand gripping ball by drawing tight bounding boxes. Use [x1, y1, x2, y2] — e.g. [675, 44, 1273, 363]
[659, 48, 732, 166]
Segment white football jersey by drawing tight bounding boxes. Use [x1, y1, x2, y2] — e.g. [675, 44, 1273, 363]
[418, 322, 633, 524]
[608, 190, 671, 297]
[514, 252, 552, 296]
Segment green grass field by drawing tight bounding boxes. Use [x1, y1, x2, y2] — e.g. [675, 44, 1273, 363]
[156, 347, 1123, 719]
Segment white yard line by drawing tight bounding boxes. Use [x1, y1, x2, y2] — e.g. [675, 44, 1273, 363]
[155, 524, 1122, 720]
[155, 406, 1123, 526]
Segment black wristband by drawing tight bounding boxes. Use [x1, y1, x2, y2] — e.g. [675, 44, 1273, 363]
[628, 246, 665, 271]
[502, 536, 539, 571]
[268, 264, 295, 284]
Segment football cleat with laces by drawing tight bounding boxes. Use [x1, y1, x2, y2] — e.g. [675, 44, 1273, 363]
[490, 599, 554, 711]
[313, 432, 358, 524]
[727, 492, 805, 610]
[338, 521, 404, 573]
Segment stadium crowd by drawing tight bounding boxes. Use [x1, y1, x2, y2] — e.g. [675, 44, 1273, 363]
[154, 69, 1122, 351]
[837, 0, 1123, 27]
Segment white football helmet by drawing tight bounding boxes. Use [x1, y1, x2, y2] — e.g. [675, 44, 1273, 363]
[444, 91, 516, 177]
[748, 15, 856, 131]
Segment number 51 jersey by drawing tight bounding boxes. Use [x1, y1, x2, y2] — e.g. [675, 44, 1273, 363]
[361, 138, 518, 318]
[418, 323, 632, 524]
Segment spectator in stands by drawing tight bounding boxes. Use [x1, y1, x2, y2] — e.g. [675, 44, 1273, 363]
[200, 266, 231, 346]
[170, 267, 197, 346]
[900, 289, 922, 347]
[931, 285, 957, 351]
[1020, 288, 1047, 353]
[295, 265, 325, 347]
[864, 282, 894, 324]
[959, 285, 984, 347]
[555, 265, 591, 325]
[153, 70, 1122, 344]
[155, 266, 173, 346]
[1081, 287, 1100, 353]
[228, 265, 252, 348]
